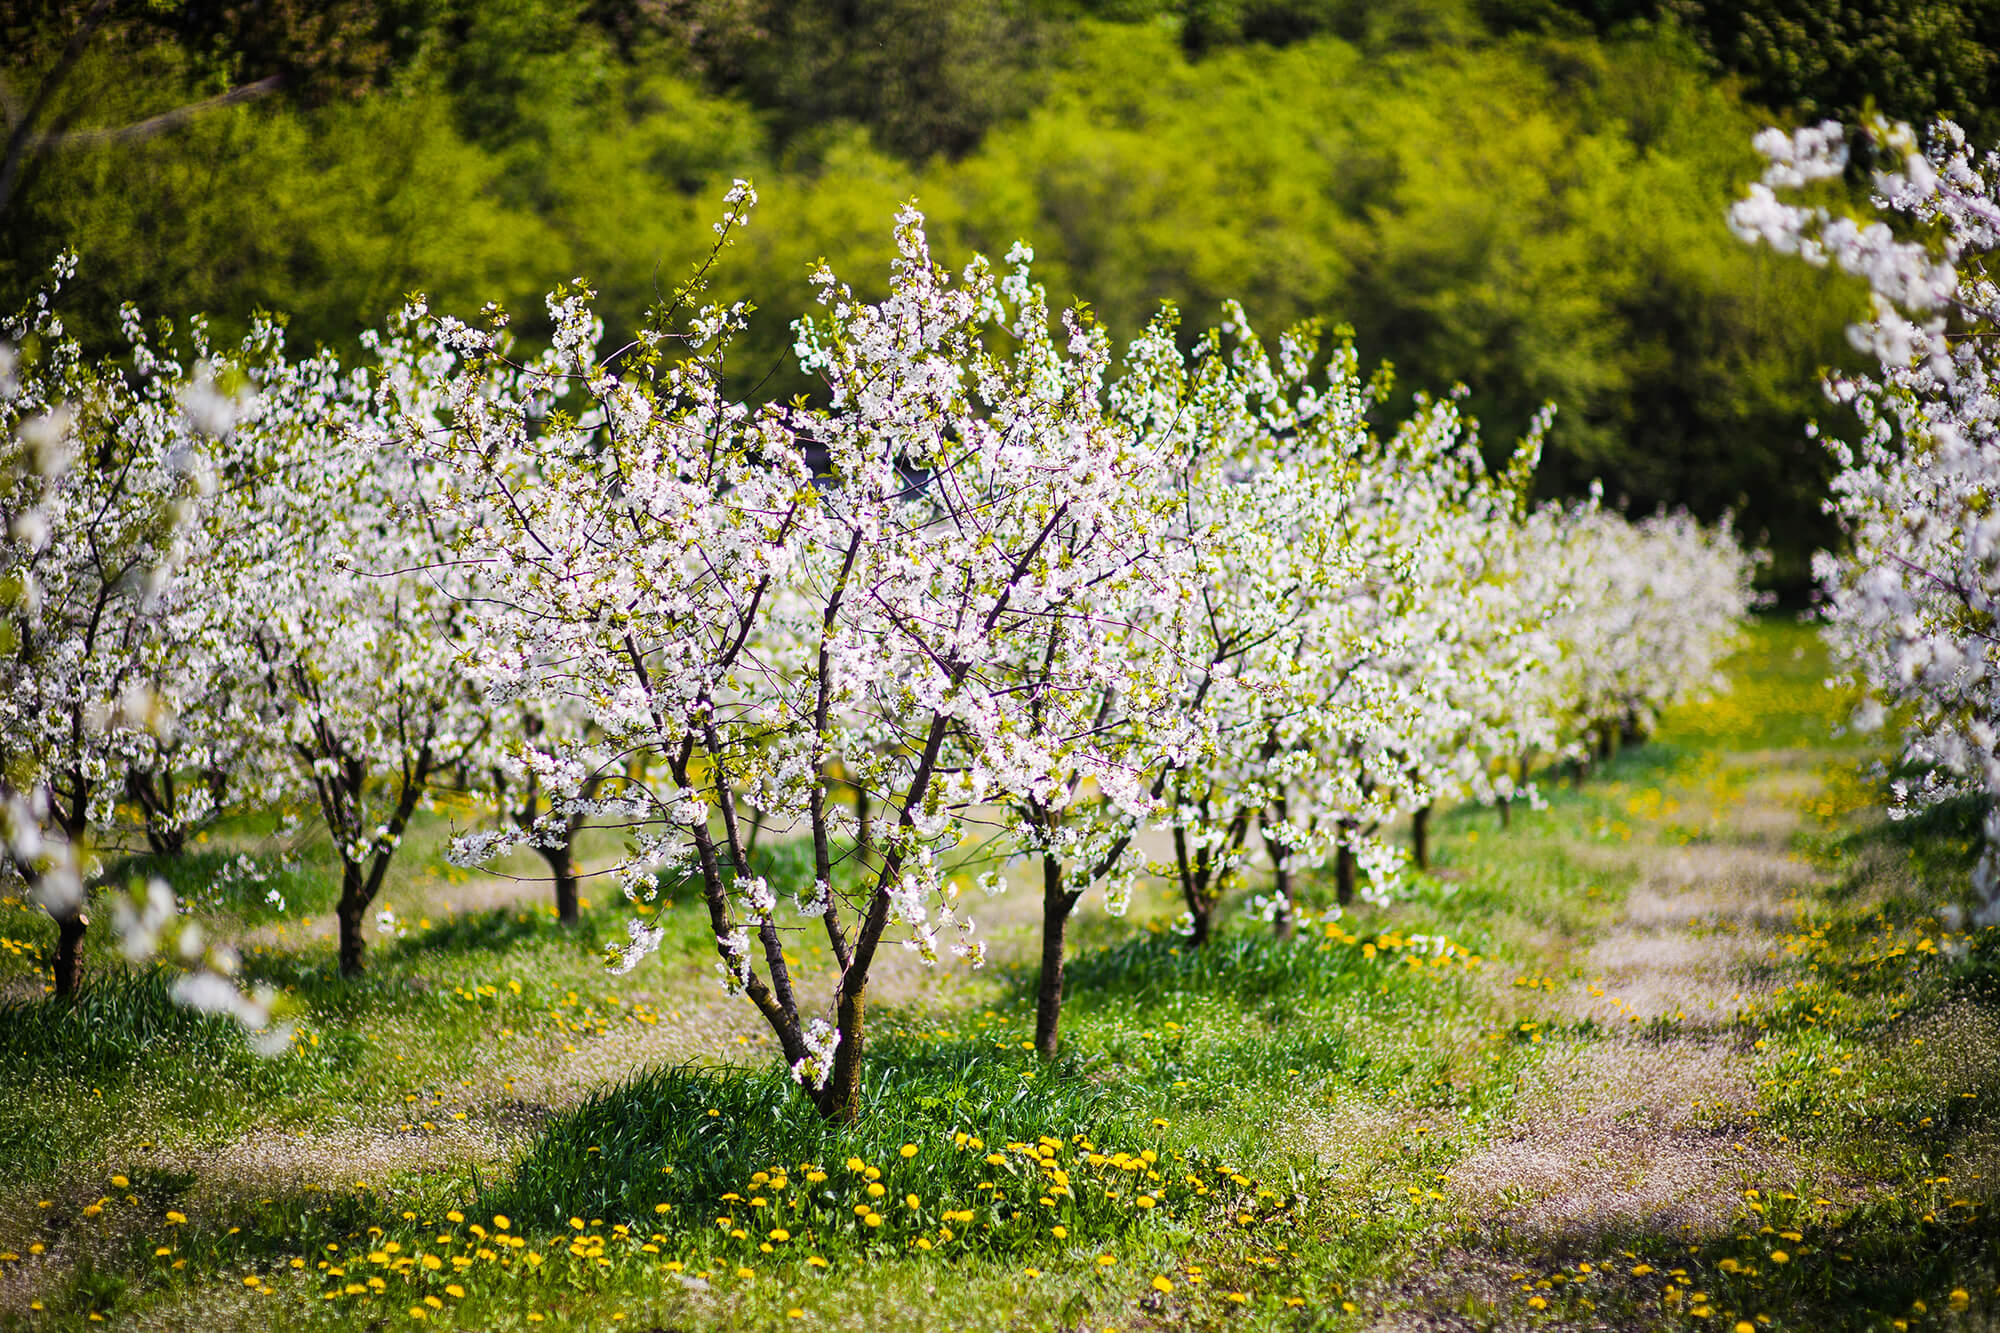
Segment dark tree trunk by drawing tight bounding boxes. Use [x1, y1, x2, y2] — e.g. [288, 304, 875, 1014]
[1335, 842, 1356, 907]
[125, 769, 190, 857]
[853, 784, 871, 854]
[1172, 821, 1219, 948]
[813, 986, 866, 1124]
[1270, 860, 1294, 941]
[537, 840, 580, 926]
[1260, 799, 1295, 941]
[1412, 803, 1431, 871]
[1187, 899, 1212, 947]
[336, 873, 368, 977]
[1498, 795, 1512, 829]
[52, 904, 88, 997]
[1034, 853, 1081, 1060]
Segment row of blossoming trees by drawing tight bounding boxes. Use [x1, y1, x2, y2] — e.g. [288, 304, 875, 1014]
[1735, 117, 2000, 929]
[1, 194, 1757, 1119]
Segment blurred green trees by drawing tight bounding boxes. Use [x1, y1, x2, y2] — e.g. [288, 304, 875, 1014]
[3, 0, 1879, 591]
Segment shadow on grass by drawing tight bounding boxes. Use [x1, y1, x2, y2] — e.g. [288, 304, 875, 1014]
[482, 1039, 1159, 1236]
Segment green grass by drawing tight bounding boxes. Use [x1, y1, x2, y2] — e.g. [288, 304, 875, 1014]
[3, 616, 1999, 1331]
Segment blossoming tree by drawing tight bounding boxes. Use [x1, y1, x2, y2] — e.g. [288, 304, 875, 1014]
[1735, 115, 2000, 920]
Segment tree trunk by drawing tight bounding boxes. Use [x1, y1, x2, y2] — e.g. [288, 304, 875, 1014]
[813, 986, 866, 1124]
[1174, 821, 1220, 948]
[538, 840, 580, 926]
[336, 873, 368, 977]
[1596, 727, 1615, 762]
[1498, 795, 1512, 829]
[1270, 859, 1294, 941]
[1335, 842, 1356, 907]
[1034, 853, 1080, 1060]
[1187, 900, 1212, 947]
[52, 904, 88, 997]
[1412, 803, 1431, 871]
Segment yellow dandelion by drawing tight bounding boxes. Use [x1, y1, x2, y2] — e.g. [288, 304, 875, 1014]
[1151, 1276, 1174, 1293]
[446, 1285, 465, 1299]
[493, 1215, 510, 1231]
[900, 1144, 918, 1158]
[1770, 1251, 1789, 1264]
[736, 1266, 756, 1280]
[905, 1194, 920, 1210]
[1052, 1226, 1068, 1239]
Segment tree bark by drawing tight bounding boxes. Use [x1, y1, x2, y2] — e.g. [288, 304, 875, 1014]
[52, 904, 88, 996]
[1260, 799, 1295, 941]
[1034, 853, 1081, 1060]
[1412, 803, 1431, 871]
[1335, 842, 1356, 907]
[1498, 794, 1512, 829]
[813, 985, 866, 1124]
[538, 840, 580, 926]
[853, 783, 872, 863]
[336, 872, 368, 977]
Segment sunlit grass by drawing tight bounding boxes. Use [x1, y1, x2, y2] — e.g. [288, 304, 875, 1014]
[4, 619, 1999, 1330]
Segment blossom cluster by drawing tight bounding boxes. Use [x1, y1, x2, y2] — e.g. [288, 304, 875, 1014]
[1734, 117, 2000, 919]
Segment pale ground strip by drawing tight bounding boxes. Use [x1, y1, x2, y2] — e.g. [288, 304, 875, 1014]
[1361, 752, 1821, 1330]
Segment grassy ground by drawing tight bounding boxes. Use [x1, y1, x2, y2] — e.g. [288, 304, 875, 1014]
[0, 618, 1994, 1331]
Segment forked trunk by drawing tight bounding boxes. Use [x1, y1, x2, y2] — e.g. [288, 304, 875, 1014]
[1187, 900, 1212, 947]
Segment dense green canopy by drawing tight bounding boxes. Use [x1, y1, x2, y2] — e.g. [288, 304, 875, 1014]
[4, 0, 1914, 592]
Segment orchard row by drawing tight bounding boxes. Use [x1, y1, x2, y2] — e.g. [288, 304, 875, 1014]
[0, 192, 1756, 1117]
